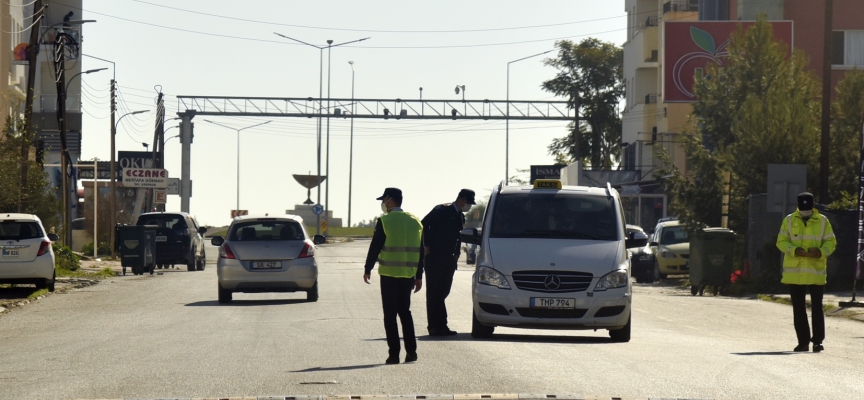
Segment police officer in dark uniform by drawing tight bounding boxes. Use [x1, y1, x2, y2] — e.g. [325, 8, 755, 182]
[421, 188, 476, 336]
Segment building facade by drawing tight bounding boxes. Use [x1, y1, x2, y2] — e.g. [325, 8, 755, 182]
[620, 0, 864, 230]
[0, 0, 28, 125]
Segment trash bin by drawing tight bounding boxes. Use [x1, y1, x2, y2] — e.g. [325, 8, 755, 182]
[689, 227, 736, 296]
[115, 224, 158, 276]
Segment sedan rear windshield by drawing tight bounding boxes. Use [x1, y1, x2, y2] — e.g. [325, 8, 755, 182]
[489, 193, 619, 240]
[230, 221, 305, 241]
[138, 215, 187, 231]
[0, 221, 44, 240]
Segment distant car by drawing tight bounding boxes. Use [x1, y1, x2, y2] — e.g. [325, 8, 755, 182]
[649, 219, 690, 280]
[136, 212, 206, 271]
[0, 214, 59, 292]
[626, 225, 655, 283]
[211, 215, 326, 303]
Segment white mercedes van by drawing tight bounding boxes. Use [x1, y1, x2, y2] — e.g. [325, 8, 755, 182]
[460, 180, 647, 342]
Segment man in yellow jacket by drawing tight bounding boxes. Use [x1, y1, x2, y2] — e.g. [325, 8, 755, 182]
[776, 192, 836, 353]
[364, 187, 424, 364]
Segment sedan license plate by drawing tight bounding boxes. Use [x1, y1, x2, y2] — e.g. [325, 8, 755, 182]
[530, 297, 575, 309]
[1, 249, 19, 258]
[155, 236, 167, 242]
[251, 261, 281, 269]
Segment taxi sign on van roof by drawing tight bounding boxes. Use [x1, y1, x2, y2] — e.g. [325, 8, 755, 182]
[533, 179, 562, 189]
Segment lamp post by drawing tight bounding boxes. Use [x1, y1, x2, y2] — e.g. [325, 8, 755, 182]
[273, 33, 369, 235]
[506, 49, 554, 184]
[92, 157, 98, 259]
[64, 68, 107, 95]
[203, 119, 272, 211]
[348, 61, 355, 227]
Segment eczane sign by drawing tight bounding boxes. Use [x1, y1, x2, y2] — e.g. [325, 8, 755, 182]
[122, 168, 168, 188]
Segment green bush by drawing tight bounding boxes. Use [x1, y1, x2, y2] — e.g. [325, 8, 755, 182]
[52, 243, 80, 271]
[81, 241, 111, 256]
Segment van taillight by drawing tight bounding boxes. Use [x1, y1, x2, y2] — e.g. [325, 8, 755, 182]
[220, 243, 236, 259]
[37, 241, 51, 256]
[298, 241, 315, 258]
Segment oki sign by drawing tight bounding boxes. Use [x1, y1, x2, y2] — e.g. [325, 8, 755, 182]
[664, 21, 793, 102]
[122, 168, 168, 188]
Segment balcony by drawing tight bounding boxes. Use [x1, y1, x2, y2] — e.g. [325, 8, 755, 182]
[663, 0, 698, 14]
[645, 94, 658, 104]
[645, 16, 658, 28]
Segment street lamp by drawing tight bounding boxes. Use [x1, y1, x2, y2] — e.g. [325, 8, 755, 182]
[273, 33, 369, 235]
[64, 67, 107, 95]
[348, 61, 355, 227]
[506, 49, 554, 184]
[110, 109, 148, 241]
[455, 85, 466, 116]
[203, 119, 272, 211]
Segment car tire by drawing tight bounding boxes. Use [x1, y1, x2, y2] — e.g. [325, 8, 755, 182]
[196, 250, 206, 271]
[635, 275, 648, 284]
[653, 262, 667, 281]
[306, 282, 319, 302]
[609, 314, 631, 343]
[690, 284, 699, 296]
[186, 260, 195, 272]
[47, 271, 55, 292]
[218, 284, 232, 303]
[471, 308, 494, 339]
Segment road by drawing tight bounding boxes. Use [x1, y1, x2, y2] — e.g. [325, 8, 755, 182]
[1, 239, 863, 400]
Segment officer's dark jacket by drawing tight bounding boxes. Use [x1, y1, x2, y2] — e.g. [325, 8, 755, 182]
[421, 203, 465, 261]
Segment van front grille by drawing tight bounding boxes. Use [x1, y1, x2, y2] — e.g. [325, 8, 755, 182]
[511, 270, 593, 293]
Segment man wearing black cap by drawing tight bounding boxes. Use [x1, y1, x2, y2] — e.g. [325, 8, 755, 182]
[776, 192, 836, 353]
[421, 188, 476, 336]
[364, 187, 424, 364]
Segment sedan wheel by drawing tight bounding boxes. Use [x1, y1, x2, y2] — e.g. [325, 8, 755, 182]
[306, 282, 319, 302]
[218, 284, 232, 303]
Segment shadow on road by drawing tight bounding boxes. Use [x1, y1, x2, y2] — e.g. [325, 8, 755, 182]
[0, 287, 39, 299]
[185, 299, 309, 307]
[289, 364, 380, 373]
[731, 351, 798, 356]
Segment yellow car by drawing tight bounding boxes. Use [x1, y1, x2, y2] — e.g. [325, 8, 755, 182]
[649, 220, 689, 280]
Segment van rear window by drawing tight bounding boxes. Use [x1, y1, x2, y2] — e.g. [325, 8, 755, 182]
[490, 193, 618, 240]
[0, 221, 43, 240]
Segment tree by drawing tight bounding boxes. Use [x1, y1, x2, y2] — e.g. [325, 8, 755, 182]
[0, 114, 60, 229]
[657, 18, 821, 233]
[542, 38, 624, 169]
[829, 70, 864, 207]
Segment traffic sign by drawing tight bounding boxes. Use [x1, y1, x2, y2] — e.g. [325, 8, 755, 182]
[321, 216, 328, 232]
[154, 189, 167, 204]
[231, 210, 248, 218]
[311, 204, 324, 216]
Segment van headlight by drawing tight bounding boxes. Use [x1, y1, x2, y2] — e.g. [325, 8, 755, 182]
[478, 266, 510, 289]
[595, 269, 628, 291]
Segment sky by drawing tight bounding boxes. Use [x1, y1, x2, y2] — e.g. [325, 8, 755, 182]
[76, 0, 627, 228]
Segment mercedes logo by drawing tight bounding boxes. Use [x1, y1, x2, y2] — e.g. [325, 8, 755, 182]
[544, 274, 561, 290]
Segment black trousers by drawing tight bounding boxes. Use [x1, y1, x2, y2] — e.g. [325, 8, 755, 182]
[380, 275, 417, 357]
[425, 258, 456, 330]
[789, 284, 825, 346]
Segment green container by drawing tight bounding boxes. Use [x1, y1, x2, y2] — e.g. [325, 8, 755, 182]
[115, 225, 158, 275]
[689, 228, 736, 293]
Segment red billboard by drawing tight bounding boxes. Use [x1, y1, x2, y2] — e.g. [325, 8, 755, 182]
[663, 21, 794, 103]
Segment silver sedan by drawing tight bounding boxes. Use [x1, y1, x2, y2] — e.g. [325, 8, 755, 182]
[211, 215, 325, 303]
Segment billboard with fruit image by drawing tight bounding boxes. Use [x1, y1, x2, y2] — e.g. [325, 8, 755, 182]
[664, 21, 793, 102]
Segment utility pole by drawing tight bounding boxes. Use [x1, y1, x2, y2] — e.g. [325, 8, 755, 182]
[147, 91, 165, 212]
[54, 31, 71, 246]
[109, 79, 117, 256]
[20, 0, 44, 212]
[819, 0, 833, 204]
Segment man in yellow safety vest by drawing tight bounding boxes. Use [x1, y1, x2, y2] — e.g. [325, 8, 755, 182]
[776, 192, 836, 353]
[364, 187, 424, 364]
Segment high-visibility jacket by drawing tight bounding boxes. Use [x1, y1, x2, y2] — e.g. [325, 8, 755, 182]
[776, 209, 836, 285]
[377, 211, 423, 278]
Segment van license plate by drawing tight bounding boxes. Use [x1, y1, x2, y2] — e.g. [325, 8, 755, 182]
[155, 236, 167, 242]
[251, 261, 281, 269]
[530, 298, 574, 309]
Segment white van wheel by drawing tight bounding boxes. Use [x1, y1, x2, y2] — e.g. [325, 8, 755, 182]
[609, 314, 631, 342]
[471, 308, 494, 339]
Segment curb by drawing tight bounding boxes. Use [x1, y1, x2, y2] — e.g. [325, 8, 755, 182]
[74, 396, 712, 400]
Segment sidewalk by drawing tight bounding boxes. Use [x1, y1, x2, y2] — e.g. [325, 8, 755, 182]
[761, 291, 864, 323]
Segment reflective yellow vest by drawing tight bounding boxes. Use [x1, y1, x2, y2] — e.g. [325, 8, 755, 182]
[776, 209, 836, 285]
[377, 211, 423, 278]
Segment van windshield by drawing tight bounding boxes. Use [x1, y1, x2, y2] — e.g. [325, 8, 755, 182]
[489, 193, 619, 240]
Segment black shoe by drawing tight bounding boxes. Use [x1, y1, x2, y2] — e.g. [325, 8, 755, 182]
[405, 352, 418, 363]
[813, 344, 824, 353]
[793, 344, 809, 352]
[441, 328, 458, 336]
[385, 356, 400, 364]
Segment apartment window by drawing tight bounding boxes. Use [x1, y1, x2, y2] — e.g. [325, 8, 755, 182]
[832, 31, 864, 67]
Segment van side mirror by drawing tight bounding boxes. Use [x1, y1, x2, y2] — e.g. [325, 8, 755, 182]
[47, 233, 59, 242]
[211, 236, 224, 246]
[459, 228, 481, 245]
[198, 226, 207, 235]
[313, 234, 327, 245]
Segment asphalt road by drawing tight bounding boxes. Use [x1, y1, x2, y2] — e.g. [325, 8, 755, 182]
[1, 239, 863, 400]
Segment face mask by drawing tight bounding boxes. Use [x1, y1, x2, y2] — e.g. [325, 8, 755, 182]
[461, 203, 472, 213]
[381, 201, 390, 214]
[799, 210, 812, 217]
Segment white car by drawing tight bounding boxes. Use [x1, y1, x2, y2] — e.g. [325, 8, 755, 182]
[0, 214, 59, 292]
[211, 215, 325, 303]
[460, 180, 647, 342]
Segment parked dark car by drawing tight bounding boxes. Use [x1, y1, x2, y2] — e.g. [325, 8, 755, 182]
[626, 224, 655, 283]
[136, 212, 206, 271]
